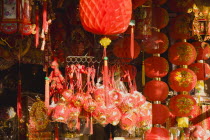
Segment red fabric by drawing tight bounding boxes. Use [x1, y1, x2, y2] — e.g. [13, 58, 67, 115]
[192, 42, 210, 60]
[79, 0, 132, 35]
[189, 62, 210, 80]
[143, 80, 169, 101]
[169, 42, 197, 66]
[145, 127, 170, 140]
[144, 56, 169, 78]
[152, 104, 170, 124]
[168, 68, 197, 92]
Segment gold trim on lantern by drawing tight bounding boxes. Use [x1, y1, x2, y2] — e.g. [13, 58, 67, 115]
[180, 91, 189, 95]
[177, 117, 189, 128]
[197, 60, 204, 63]
[180, 65, 188, 68]
[153, 53, 160, 57]
[153, 77, 161, 81]
[153, 101, 161, 104]
[153, 124, 161, 127]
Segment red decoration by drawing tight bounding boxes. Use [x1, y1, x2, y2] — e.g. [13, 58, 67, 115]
[144, 56, 169, 78]
[92, 104, 108, 125]
[83, 98, 97, 113]
[152, 104, 169, 124]
[120, 64, 137, 82]
[132, 91, 146, 107]
[151, 7, 169, 29]
[113, 36, 141, 62]
[189, 63, 210, 80]
[192, 42, 210, 60]
[132, 0, 147, 9]
[119, 94, 136, 113]
[52, 103, 69, 123]
[167, 0, 194, 13]
[61, 89, 73, 102]
[108, 90, 123, 106]
[145, 127, 170, 140]
[169, 94, 197, 117]
[79, 0, 132, 35]
[191, 126, 206, 139]
[169, 14, 193, 40]
[143, 80, 169, 101]
[168, 68, 197, 92]
[120, 111, 137, 131]
[168, 42, 197, 66]
[107, 105, 122, 126]
[141, 31, 169, 54]
[71, 93, 85, 107]
[93, 87, 105, 103]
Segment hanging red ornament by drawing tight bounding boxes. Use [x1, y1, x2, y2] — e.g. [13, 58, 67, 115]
[93, 87, 105, 104]
[141, 31, 169, 54]
[119, 94, 136, 113]
[152, 104, 170, 125]
[192, 42, 210, 60]
[144, 56, 169, 78]
[79, 0, 132, 35]
[108, 90, 123, 106]
[92, 104, 108, 125]
[71, 93, 85, 107]
[143, 80, 169, 101]
[169, 42, 197, 66]
[151, 7, 169, 29]
[61, 89, 73, 102]
[132, 91, 146, 107]
[167, 0, 194, 13]
[132, 0, 147, 9]
[169, 94, 197, 117]
[145, 127, 170, 140]
[120, 111, 137, 131]
[52, 103, 69, 123]
[83, 98, 97, 113]
[168, 68, 197, 92]
[107, 105, 122, 126]
[189, 63, 210, 80]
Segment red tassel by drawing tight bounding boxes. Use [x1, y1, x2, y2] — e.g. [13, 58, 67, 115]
[90, 114, 93, 135]
[76, 118, 80, 131]
[43, 0, 47, 33]
[103, 47, 109, 106]
[17, 80, 22, 119]
[86, 114, 89, 128]
[35, 6, 39, 48]
[130, 26, 134, 59]
[55, 124, 59, 140]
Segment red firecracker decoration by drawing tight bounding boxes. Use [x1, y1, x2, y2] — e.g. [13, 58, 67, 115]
[169, 94, 197, 117]
[144, 56, 169, 78]
[145, 127, 170, 140]
[143, 80, 169, 101]
[79, 0, 132, 35]
[152, 104, 169, 124]
[192, 42, 210, 60]
[189, 63, 210, 80]
[168, 68, 197, 92]
[141, 31, 169, 54]
[168, 42, 197, 66]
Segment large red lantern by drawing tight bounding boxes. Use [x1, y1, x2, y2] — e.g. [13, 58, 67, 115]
[143, 80, 169, 101]
[145, 127, 170, 140]
[113, 36, 141, 62]
[192, 42, 210, 60]
[144, 56, 169, 78]
[151, 7, 169, 29]
[152, 104, 169, 125]
[168, 42, 197, 66]
[169, 94, 197, 117]
[168, 68, 197, 92]
[189, 63, 210, 80]
[141, 31, 169, 54]
[79, 0, 132, 35]
[167, 0, 194, 13]
[132, 0, 147, 9]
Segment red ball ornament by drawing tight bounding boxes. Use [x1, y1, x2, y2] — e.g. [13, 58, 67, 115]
[169, 94, 197, 117]
[152, 7, 169, 29]
[144, 56, 169, 78]
[141, 31, 169, 54]
[61, 89, 73, 102]
[168, 42, 197, 65]
[167, 0, 194, 13]
[93, 87, 105, 103]
[145, 127, 170, 140]
[143, 80, 169, 101]
[189, 63, 210, 80]
[67, 103, 81, 119]
[152, 104, 170, 124]
[132, 0, 147, 9]
[92, 103, 108, 125]
[132, 91, 146, 107]
[79, 0, 132, 35]
[192, 42, 210, 60]
[113, 36, 141, 62]
[119, 94, 136, 113]
[168, 68, 197, 92]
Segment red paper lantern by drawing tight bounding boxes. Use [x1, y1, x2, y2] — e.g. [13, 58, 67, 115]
[168, 68, 197, 92]
[132, 0, 147, 9]
[92, 104, 108, 125]
[71, 93, 85, 107]
[168, 42, 197, 66]
[108, 90, 123, 106]
[52, 103, 69, 123]
[167, 0, 194, 13]
[113, 36, 141, 62]
[189, 63, 210, 80]
[83, 98, 97, 113]
[79, 0, 132, 35]
[152, 7, 169, 29]
[144, 56, 169, 78]
[143, 80, 169, 101]
[141, 31, 169, 54]
[169, 14, 193, 40]
[145, 127, 170, 140]
[152, 104, 169, 124]
[192, 42, 210, 60]
[120, 64, 137, 82]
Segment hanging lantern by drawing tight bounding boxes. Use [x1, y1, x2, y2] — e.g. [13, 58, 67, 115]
[67, 103, 81, 119]
[168, 42, 197, 66]
[144, 56, 169, 78]
[71, 92, 85, 107]
[141, 31, 169, 54]
[61, 89, 73, 102]
[169, 14, 193, 40]
[132, 91, 146, 107]
[189, 62, 210, 80]
[83, 98, 97, 113]
[107, 105, 122, 126]
[52, 103, 69, 123]
[169, 94, 197, 117]
[120, 111, 137, 131]
[145, 127, 170, 140]
[168, 68, 197, 92]
[132, 0, 147, 9]
[119, 94, 136, 113]
[151, 7, 169, 29]
[108, 90, 123, 106]
[167, 0, 194, 13]
[92, 104, 108, 125]
[120, 64, 137, 82]
[93, 87, 105, 104]
[192, 41, 210, 60]
[152, 104, 170, 125]
[79, 0, 132, 35]
[113, 36, 141, 62]
[143, 80, 169, 101]
[136, 103, 152, 128]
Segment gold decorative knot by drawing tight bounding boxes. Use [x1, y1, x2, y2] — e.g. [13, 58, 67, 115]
[99, 37, 111, 48]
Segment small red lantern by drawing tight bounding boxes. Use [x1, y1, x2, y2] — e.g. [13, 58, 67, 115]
[152, 104, 169, 125]
[52, 103, 69, 123]
[107, 105, 122, 126]
[93, 87, 105, 103]
[144, 56, 169, 78]
[132, 0, 147, 9]
[192, 42, 210, 60]
[92, 104, 108, 125]
[71, 93, 85, 107]
[168, 68, 197, 92]
[83, 98, 97, 113]
[189, 63, 210, 80]
[120, 111, 137, 131]
[61, 89, 73, 102]
[79, 0, 132, 35]
[167, 0, 194, 13]
[151, 7, 169, 29]
[143, 80, 169, 101]
[145, 127, 170, 140]
[169, 94, 197, 117]
[168, 42, 197, 66]
[141, 31, 169, 54]
[108, 90, 123, 106]
[120, 64, 137, 82]
[113, 36, 141, 62]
